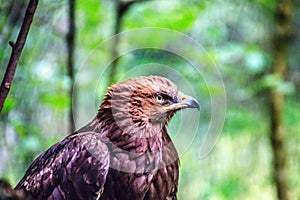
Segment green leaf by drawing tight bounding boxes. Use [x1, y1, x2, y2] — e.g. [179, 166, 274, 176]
[40, 93, 70, 109]
[2, 97, 15, 114]
[252, 74, 296, 95]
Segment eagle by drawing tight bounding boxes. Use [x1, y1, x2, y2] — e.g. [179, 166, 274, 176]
[14, 76, 199, 200]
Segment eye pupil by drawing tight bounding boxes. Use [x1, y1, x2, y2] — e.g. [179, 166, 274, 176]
[156, 95, 163, 102]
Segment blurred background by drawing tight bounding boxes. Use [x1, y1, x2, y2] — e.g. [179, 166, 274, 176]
[0, 0, 299, 199]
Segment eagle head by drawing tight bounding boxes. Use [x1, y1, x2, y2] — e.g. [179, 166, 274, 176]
[97, 76, 199, 137]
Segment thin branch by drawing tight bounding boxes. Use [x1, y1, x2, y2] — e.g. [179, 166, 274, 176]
[108, 0, 148, 85]
[0, 0, 39, 112]
[66, 0, 76, 132]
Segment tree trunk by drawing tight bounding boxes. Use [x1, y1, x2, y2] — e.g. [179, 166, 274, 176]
[269, 0, 292, 200]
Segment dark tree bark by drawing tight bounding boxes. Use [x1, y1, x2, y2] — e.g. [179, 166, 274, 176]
[66, 0, 76, 132]
[0, 0, 39, 112]
[269, 0, 293, 200]
[108, 0, 145, 85]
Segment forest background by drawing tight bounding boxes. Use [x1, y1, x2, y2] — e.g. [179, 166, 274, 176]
[0, 0, 299, 200]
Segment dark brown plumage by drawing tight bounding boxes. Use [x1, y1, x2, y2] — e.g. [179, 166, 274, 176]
[15, 76, 199, 200]
[0, 179, 24, 200]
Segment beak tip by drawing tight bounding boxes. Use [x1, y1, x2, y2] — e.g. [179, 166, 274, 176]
[178, 91, 200, 111]
[186, 99, 200, 111]
[163, 91, 200, 112]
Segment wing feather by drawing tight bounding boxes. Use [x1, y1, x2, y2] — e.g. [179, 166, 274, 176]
[15, 132, 109, 200]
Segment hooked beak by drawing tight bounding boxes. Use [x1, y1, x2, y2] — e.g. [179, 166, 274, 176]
[163, 91, 200, 112]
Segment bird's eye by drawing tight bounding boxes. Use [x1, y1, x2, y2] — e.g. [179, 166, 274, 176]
[155, 94, 164, 103]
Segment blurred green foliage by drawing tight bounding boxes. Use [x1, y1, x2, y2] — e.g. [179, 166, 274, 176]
[0, 0, 299, 199]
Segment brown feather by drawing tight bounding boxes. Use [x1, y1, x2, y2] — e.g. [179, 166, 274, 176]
[15, 76, 199, 200]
